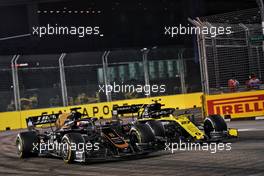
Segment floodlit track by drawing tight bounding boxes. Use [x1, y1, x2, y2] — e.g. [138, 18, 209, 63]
[0, 121, 264, 176]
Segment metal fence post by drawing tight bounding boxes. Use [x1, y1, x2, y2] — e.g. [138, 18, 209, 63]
[196, 33, 206, 93]
[102, 51, 112, 102]
[257, 0, 264, 51]
[178, 49, 187, 94]
[59, 53, 68, 106]
[14, 55, 21, 110]
[207, 22, 220, 89]
[141, 48, 151, 97]
[254, 46, 263, 80]
[240, 23, 256, 75]
[188, 18, 210, 94]
[199, 23, 210, 94]
[11, 55, 21, 111]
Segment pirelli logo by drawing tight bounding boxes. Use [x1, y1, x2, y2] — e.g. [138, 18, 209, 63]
[207, 94, 264, 115]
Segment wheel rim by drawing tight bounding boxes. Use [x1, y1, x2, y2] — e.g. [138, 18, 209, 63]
[204, 120, 214, 138]
[131, 132, 141, 152]
[61, 140, 70, 161]
[16, 139, 23, 157]
[131, 132, 139, 144]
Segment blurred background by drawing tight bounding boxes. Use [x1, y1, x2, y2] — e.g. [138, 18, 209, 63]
[0, 0, 263, 112]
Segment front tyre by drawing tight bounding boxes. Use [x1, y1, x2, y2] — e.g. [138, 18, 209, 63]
[130, 123, 156, 152]
[204, 115, 227, 138]
[61, 133, 85, 164]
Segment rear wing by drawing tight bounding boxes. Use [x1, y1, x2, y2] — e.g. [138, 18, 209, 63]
[112, 104, 145, 116]
[26, 112, 60, 127]
[26, 107, 83, 127]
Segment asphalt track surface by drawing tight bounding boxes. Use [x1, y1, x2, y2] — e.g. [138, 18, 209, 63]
[1, 120, 264, 176]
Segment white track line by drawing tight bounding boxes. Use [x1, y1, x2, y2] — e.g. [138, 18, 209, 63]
[0, 34, 31, 41]
[238, 128, 264, 132]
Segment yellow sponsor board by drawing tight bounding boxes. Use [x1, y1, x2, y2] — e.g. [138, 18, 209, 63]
[205, 90, 264, 119]
[0, 93, 203, 131]
[2, 90, 264, 131]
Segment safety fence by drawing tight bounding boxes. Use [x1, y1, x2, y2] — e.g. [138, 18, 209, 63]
[190, 8, 264, 94]
[0, 47, 201, 112]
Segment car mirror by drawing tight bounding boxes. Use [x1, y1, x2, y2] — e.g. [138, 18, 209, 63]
[27, 119, 34, 130]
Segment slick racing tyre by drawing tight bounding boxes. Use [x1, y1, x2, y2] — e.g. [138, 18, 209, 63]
[61, 133, 85, 164]
[16, 131, 39, 158]
[146, 120, 166, 137]
[204, 115, 227, 138]
[130, 123, 155, 152]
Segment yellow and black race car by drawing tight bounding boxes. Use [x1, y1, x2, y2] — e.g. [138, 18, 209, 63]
[112, 100, 238, 143]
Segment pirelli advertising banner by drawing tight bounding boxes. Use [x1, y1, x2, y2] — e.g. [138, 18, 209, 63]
[205, 90, 264, 119]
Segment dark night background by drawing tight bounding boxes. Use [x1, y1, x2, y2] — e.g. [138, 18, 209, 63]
[0, 0, 262, 112]
[0, 0, 259, 55]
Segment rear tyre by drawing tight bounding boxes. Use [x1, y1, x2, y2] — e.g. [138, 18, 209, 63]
[16, 131, 39, 158]
[204, 115, 227, 138]
[146, 120, 166, 137]
[61, 133, 85, 164]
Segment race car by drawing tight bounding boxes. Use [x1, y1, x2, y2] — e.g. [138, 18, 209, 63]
[112, 100, 238, 143]
[16, 107, 158, 164]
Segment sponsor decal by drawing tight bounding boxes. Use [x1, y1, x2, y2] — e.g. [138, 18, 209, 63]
[207, 94, 264, 115]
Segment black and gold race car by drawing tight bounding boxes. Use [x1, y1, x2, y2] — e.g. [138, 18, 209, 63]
[16, 108, 158, 164]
